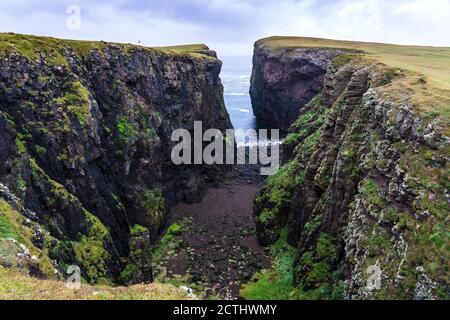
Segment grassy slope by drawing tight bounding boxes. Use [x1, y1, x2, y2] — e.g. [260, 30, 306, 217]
[0, 200, 194, 300]
[240, 229, 297, 300]
[0, 266, 195, 300]
[0, 199, 55, 277]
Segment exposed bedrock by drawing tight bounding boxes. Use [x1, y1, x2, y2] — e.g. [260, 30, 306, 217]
[250, 41, 342, 133]
[0, 35, 232, 283]
[252, 44, 449, 299]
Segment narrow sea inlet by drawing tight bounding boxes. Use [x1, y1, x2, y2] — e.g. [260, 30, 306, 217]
[221, 56, 282, 148]
[0, 0, 448, 303]
[221, 56, 256, 144]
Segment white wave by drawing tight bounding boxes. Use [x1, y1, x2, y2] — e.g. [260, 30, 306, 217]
[232, 108, 251, 113]
[227, 93, 247, 96]
[236, 140, 284, 148]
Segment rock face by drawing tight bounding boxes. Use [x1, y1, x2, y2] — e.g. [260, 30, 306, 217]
[250, 41, 342, 133]
[0, 34, 232, 283]
[253, 46, 449, 299]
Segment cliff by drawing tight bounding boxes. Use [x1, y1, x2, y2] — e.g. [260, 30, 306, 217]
[250, 37, 449, 299]
[250, 40, 344, 133]
[0, 33, 232, 284]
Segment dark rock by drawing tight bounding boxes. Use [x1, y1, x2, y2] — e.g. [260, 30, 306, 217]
[251, 44, 449, 299]
[250, 43, 342, 133]
[0, 36, 233, 282]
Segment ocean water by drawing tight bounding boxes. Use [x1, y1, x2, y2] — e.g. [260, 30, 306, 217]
[220, 57, 257, 144]
[221, 57, 282, 147]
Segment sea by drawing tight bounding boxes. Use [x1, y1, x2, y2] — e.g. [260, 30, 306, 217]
[220, 56, 256, 145]
[221, 56, 281, 147]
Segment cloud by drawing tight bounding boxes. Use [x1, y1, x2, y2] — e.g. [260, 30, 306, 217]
[0, 0, 449, 57]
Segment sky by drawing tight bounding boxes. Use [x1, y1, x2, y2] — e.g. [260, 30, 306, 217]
[1, 0, 450, 57]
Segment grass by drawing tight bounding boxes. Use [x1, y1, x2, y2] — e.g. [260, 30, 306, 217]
[0, 208, 19, 240]
[116, 115, 138, 143]
[0, 199, 55, 277]
[0, 32, 215, 63]
[155, 43, 209, 54]
[152, 218, 192, 270]
[0, 266, 196, 300]
[140, 188, 165, 229]
[130, 224, 149, 237]
[258, 36, 450, 90]
[150, 217, 204, 296]
[0, 198, 28, 241]
[258, 36, 450, 120]
[240, 229, 296, 300]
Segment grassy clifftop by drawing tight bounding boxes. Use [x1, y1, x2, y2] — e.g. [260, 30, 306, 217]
[0, 32, 215, 64]
[258, 36, 450, 90]
[258, 36, 450, 128]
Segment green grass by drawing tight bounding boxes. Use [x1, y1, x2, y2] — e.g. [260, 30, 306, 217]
[359, 179, 387, 209]
[0, 199, 55, 277]
[130, 224, 149, 237]
[0, 32, 215, 63]
[116, 115, 138, 143]
[240, 229, 296, 300]
[140, 188, 165, 228]
[0, 199, 24, 241]
[0, 210, 18, 240]
[258, 36, 450, 119]
[152, 218, 191, 268]
[284, 133, 300, 146]
[15, 137, 27, 154]
[72, 236, 110, 283]
[35, 145, 46, 156]
[255, 161, 297, 237]
[0, 266, 196, 300]
[51, 80, 92, 131]
[258, 36, 450, 90]
[155, 43, 209, 53]
[167, 223, 182, 236]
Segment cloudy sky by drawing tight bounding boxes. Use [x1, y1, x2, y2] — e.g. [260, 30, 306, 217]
[1, 0, 449, 57]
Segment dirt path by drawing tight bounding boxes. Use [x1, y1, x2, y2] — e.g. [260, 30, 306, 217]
[153, 166, 270, 299]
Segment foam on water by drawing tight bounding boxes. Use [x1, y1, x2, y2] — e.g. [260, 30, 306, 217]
[221, 56, 276, 145]
[221, 57, 282, 146]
